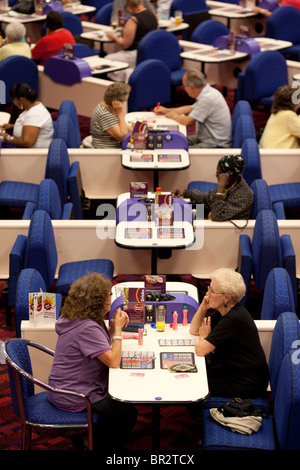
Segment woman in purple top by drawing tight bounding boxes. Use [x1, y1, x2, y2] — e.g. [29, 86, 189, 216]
[48, 273, 138, 451]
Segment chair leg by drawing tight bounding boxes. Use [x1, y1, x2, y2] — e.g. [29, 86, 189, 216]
[21, 423, 32, 450]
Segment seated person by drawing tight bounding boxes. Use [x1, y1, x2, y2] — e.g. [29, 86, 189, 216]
[253, 0, 300, 16]
[0, 22, 31, 61]
[31, 11, 75, 65]
[48, 273, 138, 451]
[175, 154, 253, 221]
[0, 82, 54, 148]
[156, 69, 232, 148]
[105, 0, 158, 82]
[259, 84, 300, 149]
[111, 0, 155, 22]
[84, 82, 131, 149]
[190, 268, 269, 398]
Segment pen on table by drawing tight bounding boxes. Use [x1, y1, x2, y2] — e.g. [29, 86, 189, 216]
[155, 102, 160, 114]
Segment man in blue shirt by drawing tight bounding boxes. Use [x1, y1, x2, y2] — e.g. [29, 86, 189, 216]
[156, 69, 232, 148]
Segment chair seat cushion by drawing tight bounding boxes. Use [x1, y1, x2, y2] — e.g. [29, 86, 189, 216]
[0, 181, 39, 207]
[268, 183, 300, 208]
[56, 259, 114, 295]
[27, 391, 99, 426]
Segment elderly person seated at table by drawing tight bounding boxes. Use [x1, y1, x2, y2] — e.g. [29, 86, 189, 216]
[0, 22, 31, 61]
[0, 82, 54, 148]
[174, 154, 253, 221]
[82, 82, 132, 149]
[190, 268, 269, 398]
[48, 273, 138, 451]
[259, 84, 300, 149]
[31, 11, 75, 65]
[111, 0, 155, 22]
[105, 0, 158, 82]
[156, 69, 232, 148]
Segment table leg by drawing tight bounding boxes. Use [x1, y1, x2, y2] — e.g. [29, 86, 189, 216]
[151, 248, 158, 275]
[152, 405, 161, 450]
[153, 170, 159, 192]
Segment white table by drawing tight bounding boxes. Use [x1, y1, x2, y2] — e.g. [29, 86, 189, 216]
[83, 55, 129, 76]
[254, 37, 293, 51]
[125, 111, 187, 136]
[208, 5, 258, 29]
[112, 280, 199, 303]
[108, 323, 208, 449]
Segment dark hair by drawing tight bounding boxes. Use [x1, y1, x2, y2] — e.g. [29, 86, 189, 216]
[10, 82, 37, 102]
[271, 85, 298, 114]
[46, 11, 63, 31]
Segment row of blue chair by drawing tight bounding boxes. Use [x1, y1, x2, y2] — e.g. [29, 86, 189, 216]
[202, 311, 300, 450]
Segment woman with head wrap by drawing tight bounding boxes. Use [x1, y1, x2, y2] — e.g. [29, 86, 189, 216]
[174, 154, 254, 221]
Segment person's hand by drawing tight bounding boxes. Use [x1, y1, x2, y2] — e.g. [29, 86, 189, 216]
[172, 188, 184, 198]
[252, 5, 261, 12]
[111, 99, 124, 115]
[112, 308, 129, 329]
[199, 316, 211, 339]
[106, 31, 116, 40]
[155, 105, 168, 115]
[1, 123, 13, 130]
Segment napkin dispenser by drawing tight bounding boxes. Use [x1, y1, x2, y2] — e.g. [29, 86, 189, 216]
[213, 35, 261, 58]
[44, 55, 92, 85]
[122, 130, 189, 151]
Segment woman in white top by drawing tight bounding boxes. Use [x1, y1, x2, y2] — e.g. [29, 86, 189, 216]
[0, 82, 54, 148]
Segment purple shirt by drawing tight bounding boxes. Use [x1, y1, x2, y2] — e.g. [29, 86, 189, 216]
[48, 317, 111, 411]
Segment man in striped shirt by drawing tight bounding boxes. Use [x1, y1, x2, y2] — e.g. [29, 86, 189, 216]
[156, 69, 232, 148]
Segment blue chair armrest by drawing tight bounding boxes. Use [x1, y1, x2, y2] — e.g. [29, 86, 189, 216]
[9, 234, 27, 307]
[238, 234, 253, 305]
[281, 234, 297, 306]
[67, 161, 83, 219]
[273, 202, 285, 220]
[62, 202, 73, 219]
[56, 293, 62, 318]
[22, 201, 36, 220]
[236, 71, 245, 101]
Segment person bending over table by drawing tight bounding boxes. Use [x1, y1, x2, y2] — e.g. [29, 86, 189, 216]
[84, 82, 132, 148]
[190, 268, 269, 398]
[48, 273, 138, 451]
[174, 154, 253, 221]
[105, 0, 158, 82]
[31, 11, 75, 65]
[259, 84, 300, 149]
[156, 69, 232, 148]
[0, 22, 31, 62]
[0, 82, 54, 148]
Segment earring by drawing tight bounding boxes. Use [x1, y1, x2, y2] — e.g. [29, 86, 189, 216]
[224, 303, 228, 308]
[20, 103, 23, 110]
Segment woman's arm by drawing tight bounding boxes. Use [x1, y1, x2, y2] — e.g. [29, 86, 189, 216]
[105, 99, 131, 141]
[106, 16, 137, 49]
[3, 125, 40, 148]
[97, 309, 128, 368]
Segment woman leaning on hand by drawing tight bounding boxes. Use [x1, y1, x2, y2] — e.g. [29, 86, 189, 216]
[48, 273, 138, 451]
[0, 82, 54, 148]
[190, 268, 269, 398]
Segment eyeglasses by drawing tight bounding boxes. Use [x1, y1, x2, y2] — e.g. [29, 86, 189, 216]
[207, 285, 223, 296]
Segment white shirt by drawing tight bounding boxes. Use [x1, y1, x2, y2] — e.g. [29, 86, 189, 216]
[13, 102, 54, 148]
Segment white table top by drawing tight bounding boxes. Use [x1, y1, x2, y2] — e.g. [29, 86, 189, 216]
[180, 45, 248, 63]
[125, 111, 187, 136]
[121, 148, 190, 170]
[209, 4, 257, 19]
[254, 36, 293, 51]
[83, 55, 128, 75]
[108, 323, 208, 404]
[0, 4, 95, 22]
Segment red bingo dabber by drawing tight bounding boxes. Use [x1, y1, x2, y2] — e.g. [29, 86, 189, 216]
[182, 306, 188, 326]
[172, 311, 178, 330]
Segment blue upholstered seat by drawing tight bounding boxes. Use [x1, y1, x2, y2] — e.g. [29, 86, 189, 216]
[265, 6, 300, 60]
[94, 2, 113, 24]
[232, 114, 256, 148]
[0, 56, 38, 105]
[190, 19, 229, 44]
[261, 268, 296, 320]
[4, 338, 98, 450]
[250, 179, 285, 219]
[54, 114, 81, 148]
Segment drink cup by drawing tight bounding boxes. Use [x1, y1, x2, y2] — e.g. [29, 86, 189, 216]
[156, 305, 166, 332]
[174, 10, 182, 25]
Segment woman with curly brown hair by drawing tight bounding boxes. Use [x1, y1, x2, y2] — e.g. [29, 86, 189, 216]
[48, 273, 137, 451]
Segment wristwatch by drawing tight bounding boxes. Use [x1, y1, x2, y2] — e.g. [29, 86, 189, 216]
[112, 335, 122, 341]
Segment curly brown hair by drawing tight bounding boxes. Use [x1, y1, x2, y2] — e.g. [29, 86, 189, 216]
[271, 85, 299, 114]
[60, 273, 112, 325]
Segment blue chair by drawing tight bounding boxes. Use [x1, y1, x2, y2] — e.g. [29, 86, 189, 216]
[236, 50, 288, 108]
[14, 268, 62, 338]
[61, 11, 83, 35]
[250, 179, 285, 219]
[190, 19, 229, 44]
[94, 2, 113, 25]
[0, 56, 38, 106]
[232, 113, 256, 148]
[268, 311, 300, 398]
[260, 268, 296, 320]
[22, 179, 74, 220]
[231, 100, 253, 131]
[57, 99, 81, 148]
[238, 209, 297, 305]
[54, 114, 81, 148]
[128, 59, 171, 112]
[274, 351, 300, 450]
[4, 338, 98, 450]
[265, 6, 300, 60]
[170, 0, 208, 17]
[69, 43, 100, 58]
[268, 182, 300, 210]
[82, 0, 112, 18]
[0, 139, 84, 218]
[137, 30, 186, 87]
[9, 209, 114, 304]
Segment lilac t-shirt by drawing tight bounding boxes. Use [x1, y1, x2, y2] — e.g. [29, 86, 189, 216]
[48, 317, 111, 411]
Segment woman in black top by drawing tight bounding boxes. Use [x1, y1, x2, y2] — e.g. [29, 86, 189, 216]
[190, 268, 269, 398]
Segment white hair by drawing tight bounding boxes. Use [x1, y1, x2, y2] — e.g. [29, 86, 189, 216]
[210, 268, 246, 303]
[5, 22, 26, 42]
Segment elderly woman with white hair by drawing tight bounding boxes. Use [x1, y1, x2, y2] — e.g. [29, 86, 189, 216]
[190, 268, 269, 398]
[0, 22, 31, 61]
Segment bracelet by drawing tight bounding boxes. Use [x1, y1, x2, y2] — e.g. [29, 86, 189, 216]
[215, 192, 223, 196]
[200, 337, 206, 340]
[112, 335, 122, 341]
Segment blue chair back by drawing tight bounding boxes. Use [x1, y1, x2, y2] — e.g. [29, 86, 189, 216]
[71, 43, 98, 58]
[15, 268, 46, 338]
[266, 5, 300, 43]
[94, 2, 113, 24]
[58, 99, 81, 148]
[241, 138, 262, 187]
[250, 179, 273, 218]
[252, 209, 282, 290]
[269, 312, 300, 397]
[61, 11, 83, 35]
[274, 350, 300, 450]
[261, 268, 296, 320]
[0, 56, 38, 105]
[232, 99, 253, 129]
[54, 114, 81, 148]
[128, 59, 171, 112]
[37, 179, 64, 220]
[137, 29, 183, 72]
[82, 0, 111, 17]
[24, 210, 57, 290]
[191, 19, 229, 44]
[232, 114, 256, 148]
[170, 0, 208, 16]
[45, 139, 71, 204]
